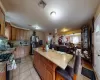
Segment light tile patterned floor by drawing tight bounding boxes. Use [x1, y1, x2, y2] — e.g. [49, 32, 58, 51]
[12, 56, 41, 80]
[12, 56, 91, 80]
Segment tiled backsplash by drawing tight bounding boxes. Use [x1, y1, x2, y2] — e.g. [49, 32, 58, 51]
[10, 40, 30, 47]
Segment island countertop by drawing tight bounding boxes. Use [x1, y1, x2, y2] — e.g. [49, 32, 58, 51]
[34, 48, 73, 70]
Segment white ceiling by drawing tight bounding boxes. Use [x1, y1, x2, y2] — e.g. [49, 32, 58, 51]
[1, 0, 100, 31]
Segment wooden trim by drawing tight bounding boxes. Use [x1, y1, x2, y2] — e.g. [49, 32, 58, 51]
[0, 1, 6, 14]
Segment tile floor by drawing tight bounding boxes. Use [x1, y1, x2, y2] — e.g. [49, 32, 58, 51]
[12, 55, 91, 80]
[12, 56, 41, 80]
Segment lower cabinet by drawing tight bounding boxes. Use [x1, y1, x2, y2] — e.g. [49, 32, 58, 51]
[0, 72, 6, 80]
[0, 65, 6, 80]
[33, 51, 57, 80]
[46, 67, 53, 80]
[24, 46, 30, 56]
[14, 46, 30, 59]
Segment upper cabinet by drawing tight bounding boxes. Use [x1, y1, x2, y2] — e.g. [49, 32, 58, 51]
[5, 21, 32, 41]
[0, 8, 5, 36]
[12, 27, 16, 40]
[5, 22, 12, 40]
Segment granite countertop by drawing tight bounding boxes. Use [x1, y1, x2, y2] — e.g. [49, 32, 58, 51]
[0, 48, 15, 73]
[0, 47, 15, 54]
[34, 48, 73, 70]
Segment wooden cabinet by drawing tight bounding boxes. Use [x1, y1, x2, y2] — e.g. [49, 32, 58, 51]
[20, 46, 25, 58]
[0, 72, 6, 80]
[26, 31, 29, 40]
[56, 72, 65, 80]
[27, 30, 31, 40]
[24, 46, 30, 56]
[0, 8, 5, 36]
[33, 51, 57, 80]
[0, 65, 6, 80]
[16, 28, 20, 40]
[5, 22, 12, 40]
[20, 29, 24, 40]
[14, 46, 30, 59]
[5, 22, 32, 41]
[23, 30, 25, 40]
[24, 30, 27, 40]
[46, 67, 53, 80]
[14, 47, 20, 59]
[12, 27, 16, 40]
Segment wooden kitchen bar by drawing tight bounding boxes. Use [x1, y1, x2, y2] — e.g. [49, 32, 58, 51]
[33, 48, 73, 80]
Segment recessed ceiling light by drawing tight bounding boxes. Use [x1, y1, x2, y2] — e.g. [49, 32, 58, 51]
[50, 11, 56, 17]
[61, 28, 68, 32]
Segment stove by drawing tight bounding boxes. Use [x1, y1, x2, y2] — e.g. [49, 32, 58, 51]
[0, 53, 12, 62]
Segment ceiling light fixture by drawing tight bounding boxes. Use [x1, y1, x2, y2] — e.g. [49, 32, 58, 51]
[50, 11, 56, 17]
[32, 25, 41, 30]
[61, 28, 68, 32]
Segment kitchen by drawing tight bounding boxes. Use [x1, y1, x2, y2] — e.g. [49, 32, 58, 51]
[0, 0, 100, 80]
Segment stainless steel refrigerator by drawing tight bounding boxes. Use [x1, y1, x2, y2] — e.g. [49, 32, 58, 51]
[30, 34, 39, 55]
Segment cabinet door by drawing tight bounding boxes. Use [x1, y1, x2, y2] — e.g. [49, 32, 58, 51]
[5, 23, 12, 40]
[19, 46, 25, 58]
[23, 30, 27, 40]
[13, 50, 18, 59]
[16, 28, 20, 40]
[39, 57, 46, 80]
[46, 67, 53, 80]
[34, 52, 40, 70]
[14, 47, 20, 59]
[0, 65, 6, 80]
[26, 31, 29, 40]
[2, 72, 6, 80]
[18, 29, 21, 40]
[24, 46, 30, 57]
[12, 27, 16, 40]
[0, 8, 5, 36]
[23, 30, 26, 40]
[20, 29, 23, 40]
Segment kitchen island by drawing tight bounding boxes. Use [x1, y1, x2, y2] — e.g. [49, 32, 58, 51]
[33, 48, 73, 80]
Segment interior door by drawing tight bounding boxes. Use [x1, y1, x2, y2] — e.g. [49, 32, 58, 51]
[94, 14, 100, 79]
